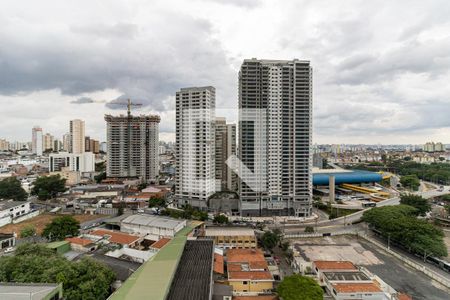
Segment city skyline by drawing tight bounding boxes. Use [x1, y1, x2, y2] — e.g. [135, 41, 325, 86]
[1, 0, 450, 144]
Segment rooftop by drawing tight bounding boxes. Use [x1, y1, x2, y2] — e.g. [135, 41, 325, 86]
[150, 238, 171, 249]
[90, 229, 140, 245]
[205, 227, 255, 237]
[227, 248, 265, 263]
[0, 200, 29, 211]
[66, 237, 94, 247]
[108, 225, 193, 300]
[214, 253, 224, 274]
[324, 271, 370, 282]
[0, 282, 62, 300]
[332, 282, 382, 293]
[228, 271, 273, 281]
[166, 240, 214, 300]
[46, 240, 69, 249]
[121, 214, 185, 230]
[314, 261, 357, 271]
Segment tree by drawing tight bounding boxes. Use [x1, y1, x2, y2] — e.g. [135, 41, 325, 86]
[148, 197, 166, 208]
[0, 177, 27, 201]
[277, 274, 323, 300]
[0, 244, 115, 300]
[400, 174, 420, 191]
[213, 214, 229, 224]
[363, 205, 447, 257]
[261, 230, 281, 251]
[31, 175, 67, 200]
[304, 226, 314, 233]
[43, 216, 79, 241]
[400, 194, 431, 216]
[94, 172, 106, 183]
[20, 225, 36, 238]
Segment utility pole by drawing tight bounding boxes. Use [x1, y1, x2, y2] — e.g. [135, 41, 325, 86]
[387, 233, 391, 250]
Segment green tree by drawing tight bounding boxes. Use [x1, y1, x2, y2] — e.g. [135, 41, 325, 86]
[304, 226, 314, 233]
[95, 161, 106, 172]
[20, 225, 36, 238]
[277, 274, 323, 300]
[43, 216, 79, 241]
[31, 175, 67, 200]
[0, 244, 115, 300]
[400, 194, 431, 216]
[261, 230, 281, 251]
[400, 174, 420, 191]
[148, 197, 166, 208]
[213, 214, 229, 224]
[0, 177, 27, 201]
[94, 172, 106, 183]
[363, 205, 447, 257]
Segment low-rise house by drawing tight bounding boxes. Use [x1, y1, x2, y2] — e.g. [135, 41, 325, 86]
[226, 249, 274, 295]
[205, 227, 257, 249]
[89, 229, 141, 248]
[0, 201, 31, 227]
[65, 237, 97, 252]
[0, 233, 15, 250]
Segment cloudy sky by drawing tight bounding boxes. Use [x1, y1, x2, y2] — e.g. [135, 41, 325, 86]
[1, 0, 450, 144]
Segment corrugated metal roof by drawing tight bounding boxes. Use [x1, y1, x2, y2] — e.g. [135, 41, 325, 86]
[121, 214, 185, 230]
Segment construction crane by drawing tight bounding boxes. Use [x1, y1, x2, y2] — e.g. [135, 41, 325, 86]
[109, 98, 143, 117]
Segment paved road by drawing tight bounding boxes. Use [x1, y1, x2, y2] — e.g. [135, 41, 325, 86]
[273, 184, 450, 233]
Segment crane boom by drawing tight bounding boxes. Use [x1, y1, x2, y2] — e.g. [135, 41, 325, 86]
[109, 98, 143, 117]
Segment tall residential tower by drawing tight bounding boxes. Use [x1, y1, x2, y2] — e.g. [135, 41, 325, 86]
[31, 126, 43, 156]
[215, 117, 237, 192]
[238, 59, 313, 217]
[104, 113, 160, 182]
[175, 86, 216, 210]
[69, 119, 85, 154]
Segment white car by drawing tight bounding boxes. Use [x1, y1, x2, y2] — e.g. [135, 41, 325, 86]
[4, 247, 15, 253]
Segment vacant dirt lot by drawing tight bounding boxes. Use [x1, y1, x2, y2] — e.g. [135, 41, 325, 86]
[0, 213, 107, 237]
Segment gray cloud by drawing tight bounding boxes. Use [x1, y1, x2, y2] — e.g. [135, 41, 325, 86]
[0, 12, 235, 112]
[1, 0, 450, 144]
[71, 97, 95, 104]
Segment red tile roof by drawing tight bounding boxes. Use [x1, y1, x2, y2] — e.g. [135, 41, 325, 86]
[66, 237, 93, 246]
[150, 238, 171, 249]
[214, 253, 224, 274]
[90, 229, 140, 245]
[228, 271, 273, 281]
[314, 261, 357, 270]
[332, 282, 382, 293]
[397, 294, 412, 300]
[227, 248, 266, 263]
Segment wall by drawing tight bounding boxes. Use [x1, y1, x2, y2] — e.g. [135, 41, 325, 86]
[228, 280, 273, 294]
[106, 247, 155, 263]
[12, 210, 40, 224]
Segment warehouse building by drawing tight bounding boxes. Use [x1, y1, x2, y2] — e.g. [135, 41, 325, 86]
[120, 214, 186, 239]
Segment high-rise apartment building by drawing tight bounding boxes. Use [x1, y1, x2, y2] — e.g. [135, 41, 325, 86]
[32, 126, 43, 156]
[238, 59, 312, 217]
[62, 133, 70, 152]
[0, 139, 9, 151]
[43, 133, 54, 151]
[69, 119, 85, 154]
[215, 117, 237, 192]
[104, 114, 160, 182]
[175, 86, 216, 210]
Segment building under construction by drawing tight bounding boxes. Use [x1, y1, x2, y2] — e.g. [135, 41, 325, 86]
[104, 113, 160, 183]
